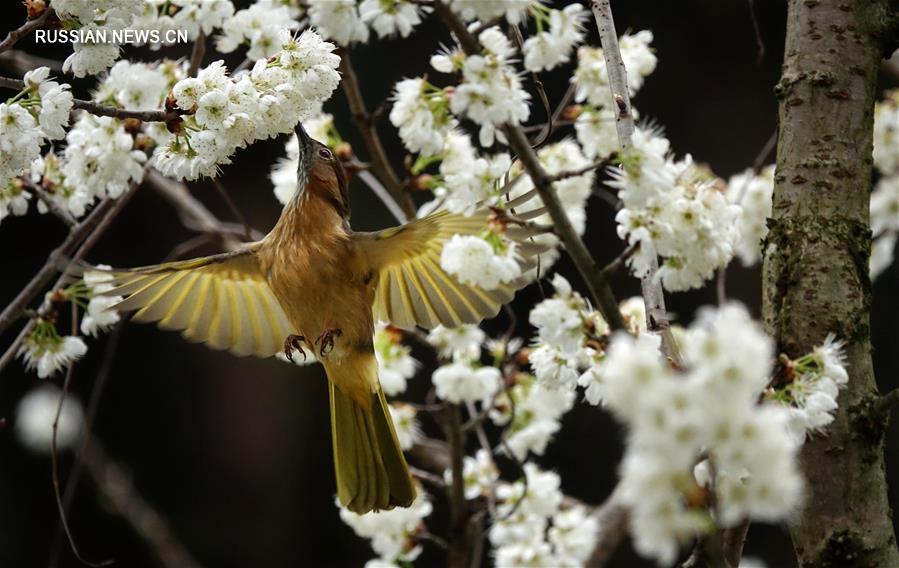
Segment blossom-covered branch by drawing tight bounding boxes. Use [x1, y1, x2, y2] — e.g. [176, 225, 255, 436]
[0, 6, 53, 54]
[432, 0, 627, 331]
[589, 0, 677, 359]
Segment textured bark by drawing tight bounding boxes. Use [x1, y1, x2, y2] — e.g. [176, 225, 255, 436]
[763, 1, 899, 566]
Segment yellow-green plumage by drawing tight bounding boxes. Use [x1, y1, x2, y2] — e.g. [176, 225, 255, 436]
[85, 131, 551, 514]
[328, 355, 415, 512]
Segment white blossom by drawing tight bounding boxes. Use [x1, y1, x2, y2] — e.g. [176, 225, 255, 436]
[573, 30, 656, 107]
[440, 234, 522, 290]
[523, 4, 587, 72]
[374, 325, 418, 396]
[492, 375, 575, 459]
[433, 361, 501, 404]
[427, 324, 485, 362]
[360, 0, 429, 39]
[873, 89, 899, 177]
[157, 31, 341, 181]
[307, 0, 370, 46]
[388, 403, 422, 451]
[574, 105, 619, 160]
[726, 165, 775, 266]
[339, 490, 431, 563]
[18, 332, 88, 379]
[389, 77, 454, 156]
[81, 296, 122, 337]
[444, 449, 498, 499]
[449, 27, 530, 146]
[609, 128, 740, 291]
[15, 385, 85, 454]
[596, 303, 803, 563]
[548, 506, 599, 565]
[216, 1, 298, 59]
[449, 0, 535, 25]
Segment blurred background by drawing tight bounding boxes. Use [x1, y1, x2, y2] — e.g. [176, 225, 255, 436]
[1, 1, 897, 566]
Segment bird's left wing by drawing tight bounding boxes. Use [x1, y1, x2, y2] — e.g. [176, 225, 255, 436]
[355, 207, 548, 330]
[88, 245, 294, 358]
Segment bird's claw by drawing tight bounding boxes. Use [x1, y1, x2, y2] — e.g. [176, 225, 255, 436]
[315, 328, 342, 358]
[283, 334, 307, 363]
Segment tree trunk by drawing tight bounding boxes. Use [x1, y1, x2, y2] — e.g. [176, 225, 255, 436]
[763, 1, 899, 566]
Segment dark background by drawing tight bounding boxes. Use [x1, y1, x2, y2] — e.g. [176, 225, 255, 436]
[1, 1, 897, 566]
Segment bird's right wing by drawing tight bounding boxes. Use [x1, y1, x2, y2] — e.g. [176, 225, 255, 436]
[356, 202, 550, 330]
[88, 246, 293, 358]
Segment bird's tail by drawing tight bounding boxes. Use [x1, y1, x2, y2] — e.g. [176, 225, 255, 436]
[326, 354, 416, 514]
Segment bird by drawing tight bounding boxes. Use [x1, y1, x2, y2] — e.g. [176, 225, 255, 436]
[88, 122, 549, 514]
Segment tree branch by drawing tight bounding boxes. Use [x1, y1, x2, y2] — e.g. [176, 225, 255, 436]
[83, 439, 203, 568]
[187, 31, 206, 78]
[0, 7, 53, 54]
[432, 0, 626, 331]
[337, 49, 417, 219]
[444, 404, 470, 568]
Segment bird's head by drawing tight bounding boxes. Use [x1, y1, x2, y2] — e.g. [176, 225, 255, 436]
[294, 122, 350, 218]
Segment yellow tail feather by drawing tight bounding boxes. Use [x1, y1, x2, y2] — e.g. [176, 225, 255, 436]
[327, 358, 416, 514]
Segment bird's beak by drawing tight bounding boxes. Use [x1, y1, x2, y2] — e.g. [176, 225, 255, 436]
[294, 121, 315, 200]
[295, 122, 312, 146]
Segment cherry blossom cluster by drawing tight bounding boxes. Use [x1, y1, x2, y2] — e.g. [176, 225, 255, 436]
[594, 304, 846, 564]
[488, 464, 597, 566]
[17, 268, 122, 380]
[871, 89, 899, 278]
[339, 491, 433, 565]
[54, 0, 234, 77]
[156, 30, 341, 180]
[610, 128, 741, 291]
[29, 60, 174, 219]
[0, 68, 73, 220]
[573, 30, 656, 161]
[308, 0, 431, 45]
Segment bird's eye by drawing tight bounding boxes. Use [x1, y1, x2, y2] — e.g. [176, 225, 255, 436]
[318, 148, 332, 159]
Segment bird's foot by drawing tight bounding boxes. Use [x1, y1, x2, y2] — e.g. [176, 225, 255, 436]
[315, 328, 342, 358]
[283, 334, 307, 363]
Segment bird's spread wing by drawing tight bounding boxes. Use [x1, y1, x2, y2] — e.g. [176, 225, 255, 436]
[356, 206, 549, 330]
[89, 246, 293, 358]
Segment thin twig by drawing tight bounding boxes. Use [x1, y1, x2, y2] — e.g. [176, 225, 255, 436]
[337, 49, 416, 219]
[508, 24, 552, 149]
[0, 76, 176, 122]
[601, 241, 639, 277]
[745, 0, 766, 65]
[211, 179, 252, 241]
[0, 7, 53, 54]
[82, 439, 203, 568]
[51, 307, 113, 567]
[432, 0, 626, 331]
[444, 404, 470, 568]
[550, 161, 606, 182]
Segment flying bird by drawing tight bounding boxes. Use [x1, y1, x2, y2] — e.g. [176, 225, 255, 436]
[91, 123, 549, 513]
